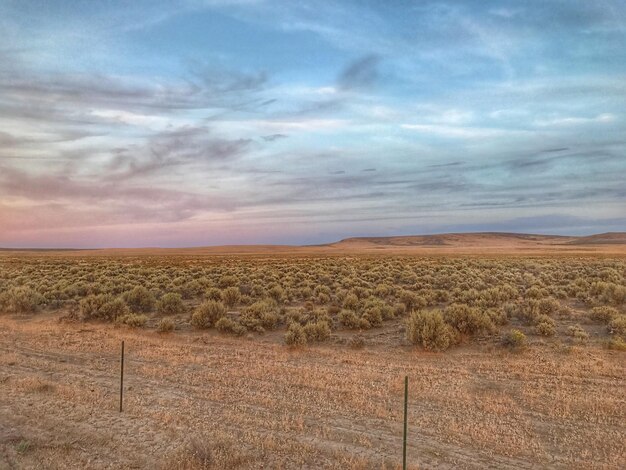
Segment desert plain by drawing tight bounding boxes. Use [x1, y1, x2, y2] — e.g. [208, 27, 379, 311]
[1, 233, 625, 469]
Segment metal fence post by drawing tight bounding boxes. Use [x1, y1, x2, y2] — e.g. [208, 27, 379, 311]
[403, 375, 408, 470]
[119, 340, 125, 412]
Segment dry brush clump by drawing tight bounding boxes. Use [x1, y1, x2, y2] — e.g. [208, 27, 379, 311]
[406, 310, 457, 351]
[303, 319, 331, 342]
[123, 286, 156, 313]
[0, 287, 44, 314]
[157, 293, 185, 315]
[156, 317, 176, 333]
[284, 322, 307, 347]
[80, 294, 129, 321]
[215, 317, 246, 336]
[116, 313, 149, 327]
[607, 315, 626, 337]
[191, 301, 226, 329]
[501, 329, 527, 350]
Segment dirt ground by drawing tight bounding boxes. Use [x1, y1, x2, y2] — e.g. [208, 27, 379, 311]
[1, 313, 624, 469]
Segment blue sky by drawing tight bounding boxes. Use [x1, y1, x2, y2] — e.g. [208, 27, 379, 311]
[0, 0, 625, 247]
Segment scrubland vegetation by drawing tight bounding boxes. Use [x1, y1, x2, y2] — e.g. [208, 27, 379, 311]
[1, 255, 624, 350]
[1, 254, 625, 468]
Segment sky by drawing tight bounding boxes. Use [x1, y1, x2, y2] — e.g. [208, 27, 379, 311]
[0, 0, 625, 248]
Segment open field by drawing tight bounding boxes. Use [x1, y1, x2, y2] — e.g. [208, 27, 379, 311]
[1, 246, 625, 468]
[1, 313, 625, 469]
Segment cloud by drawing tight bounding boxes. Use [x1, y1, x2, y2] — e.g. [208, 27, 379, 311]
[102, 126, 253, 180]
[247, 119, 349, 132]
[534, 113, 617, 127]
[0, 164, 238, 232]
[261, 133, 288, 142]
[338, 54, 381, 90]
[427, 214, 626, 236]
[401, 123, 526, 139]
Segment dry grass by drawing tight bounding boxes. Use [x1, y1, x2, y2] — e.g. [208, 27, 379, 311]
[0, 312, 624, 469]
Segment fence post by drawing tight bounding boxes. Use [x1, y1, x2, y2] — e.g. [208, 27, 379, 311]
[403, 375, 408, 470]
[119, 340, 124, 412]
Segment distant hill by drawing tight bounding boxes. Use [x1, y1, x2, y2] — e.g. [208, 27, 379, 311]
[329, 232, 582, 248]
[324, 232, 626, 253]
[566, 232, 626, 245]
[2, 232, 624, 256]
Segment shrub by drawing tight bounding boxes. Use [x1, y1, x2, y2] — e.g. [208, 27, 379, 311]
[538, 298, 560, 316]
[218, 275, 238, 288]
[525, 286, 544, 299]
[338, 309, 369, 329]
[379, 303, 395, 320]
[244, 299, 277, 316]
[535, 320, 556, 336]
[79, 294, 110, 319]
[191, 301, 226, 329]
[591, 282, 626, 305]
[0, 287, 44, 314]
[502, 329, 527, 350]
[361, 305, 383, 328]
[605, 336, 626, 351]
[502, 302, 518, 319]
[99, 297, 130, 321]
[374, 283, 393, 298]
[590, 306, 619, 323]
[318, 293, 332, 305]
[343, 293, 359, 311]
[284, 323, 307, 347]
[215, 317, 247, 336]
[406, 310, 456, 351]
[240, 300, 281, 331]
[608, 316, 626, 337]
[268, 285, 286, 304]
[400, 291, 426, 311]
[238, 317, 265, 333]
[156, 318, 175, 333]
[517, 299, 541, 324]
[486, 308, 509, 326]
[303, 320, 331, 342]
[393, 303, 406, 317]
[80, 294, 128, 321]
[284, 309, 303, 325]
[567, 325, 589, 343]
[443, 304, 495, 336]
[122, 286, 155, 313]
[349, 335, 365, 349]
[221, 287, 241, 308]
[157, 293, 184, 315]
[205, 288, 223, 301]
[534, 313, 555, 326]
[116, 313, 148, 328]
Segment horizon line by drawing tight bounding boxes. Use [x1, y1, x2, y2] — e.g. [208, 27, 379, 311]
[1, 230, 623, 251]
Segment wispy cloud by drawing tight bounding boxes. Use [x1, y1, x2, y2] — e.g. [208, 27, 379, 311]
[338, 54, 381, 90]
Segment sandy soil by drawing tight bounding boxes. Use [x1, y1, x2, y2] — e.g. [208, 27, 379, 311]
[1, 313, 624, 469]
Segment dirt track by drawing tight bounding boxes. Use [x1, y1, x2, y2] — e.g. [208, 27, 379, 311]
[1, 314, 625, 469]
